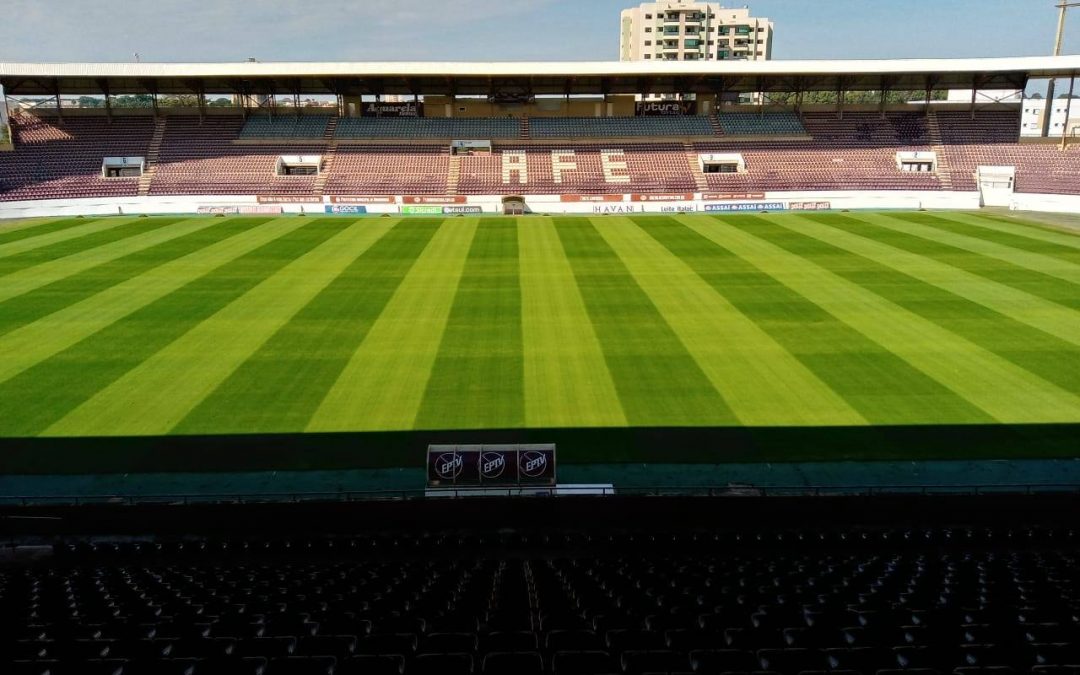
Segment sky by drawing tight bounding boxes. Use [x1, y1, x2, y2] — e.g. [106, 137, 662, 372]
[0, 0, 1077, 63]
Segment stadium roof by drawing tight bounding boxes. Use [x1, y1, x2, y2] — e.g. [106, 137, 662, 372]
[1, 56, 1078, 97]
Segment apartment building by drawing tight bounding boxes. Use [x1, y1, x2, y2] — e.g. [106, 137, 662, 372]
[620, 1, 774, 62]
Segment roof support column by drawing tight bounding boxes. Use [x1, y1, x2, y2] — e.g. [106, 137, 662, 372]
[1063, 71, 1077, 150]
[878, 76, 894, 120]
[836, 77, 846, 120]
[53, 80, 63, 124]
[97, 79, 112, 123]
[970, 74, 983, 120]
[2, 90, 11, 129]
[923, 75, 939, 118]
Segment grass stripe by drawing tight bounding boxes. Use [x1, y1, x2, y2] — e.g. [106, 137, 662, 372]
[555, 217, 736, 427]
[174, 219, 443, 434]
[307, 219, 478, 432]
[0, 217, 215, 306]
[0, 217, 339, 437]
[683, 214, 1080, 423]
[600, 216, 864, 426]
[519, 218, 627, 428]
[0, 218, 68, 238]
[0, 217, 187, 277]
[0, 218, 248, 339]
[46, 219, 399, 437]
[849, 212, 1080, 286]
[787, 213, 1080, 348]
[413, 218, 525, 430]
[638, 217, 991, 424]
[870, 214, 1080, 310]
[927, 211, 1080, 255]
[761, 213, 1080, 396]
[0, 216, 294, 389]
[0, 217, 128, 259]
[0, 217, 104, 246]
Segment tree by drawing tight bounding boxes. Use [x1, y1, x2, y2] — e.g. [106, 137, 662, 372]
[161, 94, 199, 107]
[113, 94, 154, 108]
[208, 98, 234, 107]
[76, 96, 105, 108]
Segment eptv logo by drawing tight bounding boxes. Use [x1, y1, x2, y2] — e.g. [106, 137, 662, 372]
[435, 453, 463, 480]
[479, 452, 507, 480]
[519, 451, 548, 478]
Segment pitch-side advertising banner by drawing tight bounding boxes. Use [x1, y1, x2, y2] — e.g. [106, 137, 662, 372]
[704, 201, 787, 212]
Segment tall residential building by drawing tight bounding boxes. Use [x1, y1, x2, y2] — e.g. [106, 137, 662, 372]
[620, 1, 774, 62]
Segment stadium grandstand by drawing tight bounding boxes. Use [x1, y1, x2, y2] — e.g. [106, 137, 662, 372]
[4, 50, 1080, 675]
[0, 57, 1079, 214]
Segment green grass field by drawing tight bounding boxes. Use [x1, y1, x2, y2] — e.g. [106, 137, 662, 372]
[1, 210, 1079, 472]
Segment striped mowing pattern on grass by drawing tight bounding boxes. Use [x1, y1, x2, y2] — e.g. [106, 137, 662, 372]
[0, 217, 221, 307]
[175, 218, 442, 434]
[0, 212, 1077, 443]
[0, 217, 119, 254]
[519, 218, 625, 429]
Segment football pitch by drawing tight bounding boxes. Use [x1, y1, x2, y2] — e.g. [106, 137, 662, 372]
[0, 210, 1078, 472]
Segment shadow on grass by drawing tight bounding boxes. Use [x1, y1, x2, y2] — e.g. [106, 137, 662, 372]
[0, 424, 1077, 475]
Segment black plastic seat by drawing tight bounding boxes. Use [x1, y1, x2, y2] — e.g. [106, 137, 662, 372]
[310, 613, 372, 638]
[757, 647, 823, 674]
[607, 629, 667, 654]
[689, 648, 759, 673]
[547, 630, 604, 652]
[665, 629, 725, 652]
[123, 659, 200, 675]
[234, 636, 297, 658]
[264, 656, 337, 675]
[482, 651, 543, 675]
[358, 633, 418, 656]
[1032, 644, 1080, 667]
[552, 650, 618, 675]
[264, 618, 319, 638]
[481, 632, 538, 653]
[412, 652, 474, 675]
[621, 649, 690, 675]
[337, 655, 405, 675]
[295, 635, 357, 659]
[197, 656, 269, 675]
[421, 633, 477, 654]
[825, 647, 896, 674]
[171, 637, 236, 659]
[785, 626, 846, 649]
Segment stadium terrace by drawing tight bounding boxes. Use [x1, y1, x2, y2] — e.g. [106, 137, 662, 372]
[0, 56, 1079, 217]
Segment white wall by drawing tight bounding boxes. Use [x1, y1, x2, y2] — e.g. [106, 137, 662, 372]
[1010, 192, 1080, 215]
[0, 190, 1027, 221]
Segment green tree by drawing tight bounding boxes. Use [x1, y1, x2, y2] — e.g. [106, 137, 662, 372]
[161, 94, 200, 107]
[113, 94, 154, 108]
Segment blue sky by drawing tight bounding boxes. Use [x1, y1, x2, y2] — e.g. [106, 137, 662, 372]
[0, 0, 1077, 62]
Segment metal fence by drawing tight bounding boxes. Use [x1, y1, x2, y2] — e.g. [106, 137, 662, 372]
[2, 483, 1080, 507]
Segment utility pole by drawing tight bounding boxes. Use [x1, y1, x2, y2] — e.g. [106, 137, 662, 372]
[1042, 2, 1080, 137]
